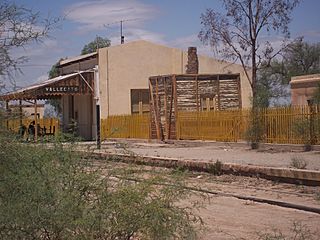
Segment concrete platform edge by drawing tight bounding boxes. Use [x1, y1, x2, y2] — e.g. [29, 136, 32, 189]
[90, 152, 320, 186]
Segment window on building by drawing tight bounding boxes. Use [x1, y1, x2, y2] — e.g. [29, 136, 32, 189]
[200, 94, 217, 111]
[131, 89, 150, 114]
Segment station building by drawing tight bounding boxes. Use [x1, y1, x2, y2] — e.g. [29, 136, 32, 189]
[1, 40, 252, 140]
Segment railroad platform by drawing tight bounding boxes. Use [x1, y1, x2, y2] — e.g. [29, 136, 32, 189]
[77, 139, 320, 185]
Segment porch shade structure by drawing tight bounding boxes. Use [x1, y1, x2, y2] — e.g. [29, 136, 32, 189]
[0, 71, 94, 101]
[0, 70, 94, 141]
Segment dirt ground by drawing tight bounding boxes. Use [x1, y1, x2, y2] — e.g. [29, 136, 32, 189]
[95, 140, 320, 171]
[93, 159, 320, 240]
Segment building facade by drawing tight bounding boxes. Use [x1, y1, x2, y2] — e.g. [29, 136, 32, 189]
[290, 74, 320, 105]
[1, 40, 252, 140]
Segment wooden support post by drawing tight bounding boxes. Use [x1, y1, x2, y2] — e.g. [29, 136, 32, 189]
[34, 99, 38, 142]
[195, 75, 199, 112]
[237, 75, 242, 108]
[19, 100, 23, 126]
[164, 77, 168, 140]
[149, 79, 160, 140]
[96, 104, 101, 149]
[168, 76, 174, 140]
[5, 101, 9, 130]
[173, 75, 179, 139]
[217, 75, 221, 110]
[155, 77, 163, 140]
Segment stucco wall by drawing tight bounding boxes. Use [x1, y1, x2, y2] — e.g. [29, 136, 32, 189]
[61, 95, 93, 140]
[291, 74, 320, 105]
[98, 40, 252, 118]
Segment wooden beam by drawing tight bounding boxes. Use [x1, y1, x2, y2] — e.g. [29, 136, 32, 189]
[149, 79, 160, 140]
[5, 101, 9, 130]
[164, 77, 168, 140]
[173, 75, 179, 139]
[217, 75, 221, 110]
[155, 77, 163, 140]
[168, 76, 174, 140]
[34, 99, 38, 142]
[195, 75, 199, 112]
[19, 100, 22, 126]
[237, 75, 242, 108]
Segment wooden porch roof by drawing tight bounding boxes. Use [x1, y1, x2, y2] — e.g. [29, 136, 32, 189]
[0, 71, 94, 101]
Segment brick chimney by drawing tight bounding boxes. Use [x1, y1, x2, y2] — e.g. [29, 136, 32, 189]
[186, 47, 199, 74]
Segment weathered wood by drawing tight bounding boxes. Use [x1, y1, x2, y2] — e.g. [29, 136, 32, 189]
[237, 75, 242, 108]
[164, 78, 168, 140]
[168, 77, 175, 139]
[149, 73, 241, 139]
[34, 99, 38, 142]
[149, 80, 160, 140]
[217, 75, 221, 110]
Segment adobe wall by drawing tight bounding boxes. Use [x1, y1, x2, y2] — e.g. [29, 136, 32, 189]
[98, 40, 252, 118]
[290, 74, 320, 105]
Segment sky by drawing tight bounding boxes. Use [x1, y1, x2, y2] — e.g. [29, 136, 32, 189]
[7, 0, 320, 90]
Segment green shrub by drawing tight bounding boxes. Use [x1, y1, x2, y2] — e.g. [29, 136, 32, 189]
[245, 109, 265, 149]
[0, 133, 201, 240]
[290, 156, 308, 169]
[209, 160, 223, 176]
[258, 221, 316, 240]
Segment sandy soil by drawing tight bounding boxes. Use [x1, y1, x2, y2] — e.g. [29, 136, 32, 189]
[198, 195, 320, 239]
[187, 174, 320, 239]
[94, 160, 320, 240]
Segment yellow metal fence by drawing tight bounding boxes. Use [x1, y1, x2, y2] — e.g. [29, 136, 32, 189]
[177, 105, 320, 144]
[177, 109, 249, 142]
[101, 114, 150, 140]
[99, 105, 320, 144]
[4, 117, 59, 136]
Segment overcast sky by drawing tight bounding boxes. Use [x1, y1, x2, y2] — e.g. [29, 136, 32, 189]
[7, 0, 320, 89]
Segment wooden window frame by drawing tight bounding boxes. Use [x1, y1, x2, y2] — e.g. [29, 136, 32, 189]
[200, 93, 217, 112]
[131, 89, 150, 115]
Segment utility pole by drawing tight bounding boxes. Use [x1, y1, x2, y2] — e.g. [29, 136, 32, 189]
[104, 18, 140, 45]
[120, 21, 124, 44]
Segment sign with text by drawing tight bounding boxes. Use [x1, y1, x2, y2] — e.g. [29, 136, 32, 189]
[44, 86, 80, 94]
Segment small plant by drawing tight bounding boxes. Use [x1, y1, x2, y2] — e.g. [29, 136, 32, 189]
[292, 119, 311, 151]
[315, 190, 320, 201]
[258, 221, 316, 240]
[290, 156, 308, 169]
[209, 160, 223, 175]
[258, 228, 286, 240]
[245, 109, 265, 149]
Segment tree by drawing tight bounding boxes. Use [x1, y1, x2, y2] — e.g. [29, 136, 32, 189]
[0, 1, 59, 80]
[81, 36, 111, 55]
[199, 0, 300, 108]
[312, 83, 320, 105]
[48, 60, 61, 79]
[281, 38, 320, 82]
[45, 60, 64, 117]
[256, 62, 289, 107]
[256, 39, 320, 107]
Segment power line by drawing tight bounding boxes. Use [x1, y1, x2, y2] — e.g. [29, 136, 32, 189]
[18, 64, 52, 67]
